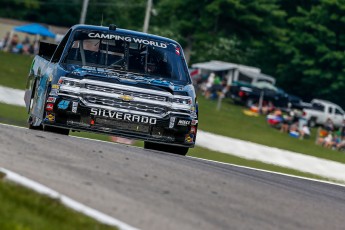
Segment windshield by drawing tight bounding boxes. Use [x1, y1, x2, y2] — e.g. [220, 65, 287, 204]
[63, 30, 189, 82]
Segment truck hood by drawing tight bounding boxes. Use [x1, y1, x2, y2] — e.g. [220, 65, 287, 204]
[68, 66, 186, 93]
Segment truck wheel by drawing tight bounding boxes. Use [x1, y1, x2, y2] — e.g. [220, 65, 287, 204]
[308, 117, 317, 127]
[28, 115, 43, 130]
[246, 99, 254, 107]
[27, 82, 43, 130]
[43, 125, 70, 135]
[144, 142, 188, 156]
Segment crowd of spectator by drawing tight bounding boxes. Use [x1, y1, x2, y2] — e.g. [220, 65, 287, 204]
[266, 106, 345, 151]
[316, 119, 345, 151]
[0, 32, 39, 55]
[200, 72, 227, 100]
[265, 107, 311, 140]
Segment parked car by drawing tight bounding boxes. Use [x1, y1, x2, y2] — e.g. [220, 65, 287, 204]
[302, 99, 345, 128]
[228, 71, 289, 108]
[24, 24, 198, 155]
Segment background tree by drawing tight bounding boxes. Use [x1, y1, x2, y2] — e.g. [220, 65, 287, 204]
[275, 0, 345, 107]
[1, 0, 345, 107]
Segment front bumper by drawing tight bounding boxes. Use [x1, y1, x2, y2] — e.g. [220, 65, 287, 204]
[43, 97, 197, 147]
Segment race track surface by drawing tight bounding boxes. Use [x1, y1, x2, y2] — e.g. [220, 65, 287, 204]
[0, 124, 345, 230]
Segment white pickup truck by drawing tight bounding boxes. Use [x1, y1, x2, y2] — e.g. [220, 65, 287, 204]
[303, 99, 345, 128]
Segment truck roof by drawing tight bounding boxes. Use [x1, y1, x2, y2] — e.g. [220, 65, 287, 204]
[70, 24, 180, 46]
[311, 98, 341, 107]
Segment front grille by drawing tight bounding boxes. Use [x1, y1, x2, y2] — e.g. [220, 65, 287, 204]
[96, 118, 150, 133]
[85, 84, 168, 102]
[84, 95, 167, 115]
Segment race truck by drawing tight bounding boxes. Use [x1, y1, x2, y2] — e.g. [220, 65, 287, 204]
[24, 24, 198, 155]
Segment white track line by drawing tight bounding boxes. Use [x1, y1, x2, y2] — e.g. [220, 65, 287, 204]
[187, 156, 345, 187]
[0, 168, 139, 230]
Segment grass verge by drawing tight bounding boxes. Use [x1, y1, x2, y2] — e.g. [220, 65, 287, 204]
[0, 178, 117, 230]
[0, 51, 32, 90]
[197, 95, 345, 164]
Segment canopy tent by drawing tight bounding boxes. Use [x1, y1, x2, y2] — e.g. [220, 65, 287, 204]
[192, 60, 260, 73]
[13, 23, 56, 38]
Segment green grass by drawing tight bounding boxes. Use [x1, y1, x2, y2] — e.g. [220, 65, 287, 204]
[0, 51, 32, 90]
[0, 102, 28, 126]
[0, 178, 117, 230]
[197, 96, 345, 164]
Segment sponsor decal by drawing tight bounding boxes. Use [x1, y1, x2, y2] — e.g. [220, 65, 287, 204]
[45, 113, 55, 122]
[190, 126, 197, 134]
[185, 134, 194, 143]
[52, 84, 59, 89]
[169, 117, 176, 129]
[91, 108, 157, 125]
[177, 119, 191, 126]
[119, 94, 133, 102]
[191, 119, 198, 125]
[175, 47, 181, 56]
[72, 102, 78, 113]
[47, 97, 57, 103]
[58, 100, 70, 110]
[88, 33, 167, 49]
[45, 103, 54, 111]
[49, 89, 59, 96]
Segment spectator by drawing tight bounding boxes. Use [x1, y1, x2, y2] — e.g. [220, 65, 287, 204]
[1, 32, 10, 50]
[9, 34, 19, 52]
[300, 125, 311, 140]
[280, 112, 293, 133]
[319, 132, 334, 148]
[336, 136, 345, 151]
[289, 121, 300, 138]
[324, 118, 334, 132]
[339, 119, 345, 139]
[209, 75, 223, 99]
[22, 36, 31, 55]
[204, 72, 215, 99]
[261, 101, 275, 115]
[13, 42, 23, 54]
[23, 35, 30, 44]
[33, 39, 40, 55]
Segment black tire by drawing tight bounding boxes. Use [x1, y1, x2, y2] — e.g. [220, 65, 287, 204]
[27, 80, 43, 130]
[144, 141, 189, 156]
[28, 115, 43, 130]
[245, 98, 254, 107]
[43, 125, 70, 135]
[308, 117, 317, 128]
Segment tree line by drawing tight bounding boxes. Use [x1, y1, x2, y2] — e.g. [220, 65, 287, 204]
[2, 0, 345, 108]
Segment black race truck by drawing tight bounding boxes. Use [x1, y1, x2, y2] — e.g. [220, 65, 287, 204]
[24, 24, 198, 155]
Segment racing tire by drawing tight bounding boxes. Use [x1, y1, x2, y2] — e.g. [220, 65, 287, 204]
[27, 82, 43, 130]
[144, 142, 189, 156]
[43, 125, 70, 135]
[27, 115, 43, 130]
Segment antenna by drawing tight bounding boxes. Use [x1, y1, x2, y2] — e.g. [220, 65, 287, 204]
[101, 13, 104, 26]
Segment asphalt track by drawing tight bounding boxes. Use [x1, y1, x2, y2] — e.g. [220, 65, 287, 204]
[1, 124, 345, 230]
